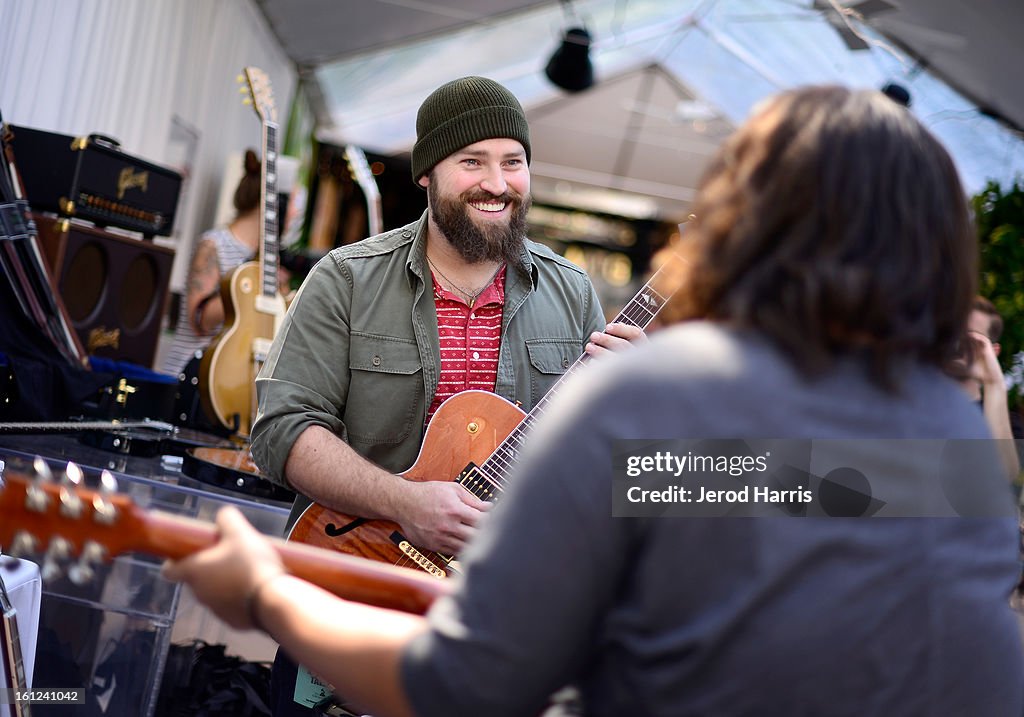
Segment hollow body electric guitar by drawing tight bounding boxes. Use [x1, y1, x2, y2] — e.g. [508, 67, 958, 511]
[200, 67, 287, 437]
[289, 254, 685, 578]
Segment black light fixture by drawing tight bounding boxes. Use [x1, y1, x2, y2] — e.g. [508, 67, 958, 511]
[881, 82, 911, 108]
[544, 2, 594, 92]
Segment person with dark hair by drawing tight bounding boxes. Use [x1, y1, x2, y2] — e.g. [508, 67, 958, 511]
[964, 296, 1021, 479]
[160, 149, 263, 375]
[165, 86, 1023, 716]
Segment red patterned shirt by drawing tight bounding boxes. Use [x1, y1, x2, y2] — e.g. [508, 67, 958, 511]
[426, 266, 506, 423]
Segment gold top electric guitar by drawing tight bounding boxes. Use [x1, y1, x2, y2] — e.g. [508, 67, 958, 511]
[200, 67, 287, 437]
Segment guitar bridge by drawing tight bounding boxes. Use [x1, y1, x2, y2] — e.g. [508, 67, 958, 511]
[389, 532, 447, 579]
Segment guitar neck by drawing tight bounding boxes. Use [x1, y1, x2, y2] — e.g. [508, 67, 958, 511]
[144, 512, 446, 614]
[472, 253, 685, 491]
[0, 470, 448, 616]
[344, 145, 383, 236]
[259, 120, 280, 299]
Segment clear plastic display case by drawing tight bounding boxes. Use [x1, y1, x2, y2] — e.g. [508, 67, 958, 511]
[0, 433, 291, 716]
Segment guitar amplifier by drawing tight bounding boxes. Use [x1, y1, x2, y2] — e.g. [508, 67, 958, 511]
[6, 125, 182, 237]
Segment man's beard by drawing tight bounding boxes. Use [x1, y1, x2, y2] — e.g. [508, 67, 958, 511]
[428, 181, 530, 267]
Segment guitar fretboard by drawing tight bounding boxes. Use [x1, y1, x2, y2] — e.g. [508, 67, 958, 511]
[260, 122, 279, 298]
[457, 254, 684, 501]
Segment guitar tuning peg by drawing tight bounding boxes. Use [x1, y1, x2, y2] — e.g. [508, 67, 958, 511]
[242, 97, 252, 105]
[64, 462, 84, 485]
[68, 541, 107, 586]
[100, 470, 118, 493]
[59, 462, 85, 519]
[92, 471, 119, 525]
[26, 456, 53, 513]
[32, 455, 54, 482]
[7, 530, 38, 558]
[239, 86, 249, 94]
[40, 536, 73, 582]
[237, 74, 245, 83]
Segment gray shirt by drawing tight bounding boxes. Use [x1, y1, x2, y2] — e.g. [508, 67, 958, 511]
[402, 322, 1024, 717]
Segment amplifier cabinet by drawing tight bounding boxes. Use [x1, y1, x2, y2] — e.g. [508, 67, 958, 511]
[33, 214, 175, 368]
[8, 125, 182, 237]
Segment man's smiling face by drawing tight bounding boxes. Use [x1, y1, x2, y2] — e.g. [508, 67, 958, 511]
[421, 138, 531, 265]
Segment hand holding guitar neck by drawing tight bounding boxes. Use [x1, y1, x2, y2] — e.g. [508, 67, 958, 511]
[0, 458, 449, 617]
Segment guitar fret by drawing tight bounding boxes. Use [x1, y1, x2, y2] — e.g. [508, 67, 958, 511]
[260, 120, 279, 297]
[473, 256, 685, 501]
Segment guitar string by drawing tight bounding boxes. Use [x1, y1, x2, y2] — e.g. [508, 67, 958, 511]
[381, 279, 673, 573]
[474, 285, 664, 487]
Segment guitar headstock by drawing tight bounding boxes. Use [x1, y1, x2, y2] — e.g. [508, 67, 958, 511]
[344, 146, 381, 202]
[0, 458, 142, 584]
[344, 145, 383, 235]
[240, 66, 277, 123]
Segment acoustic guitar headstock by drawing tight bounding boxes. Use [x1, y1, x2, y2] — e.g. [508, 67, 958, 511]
[0, 458, 142, 584]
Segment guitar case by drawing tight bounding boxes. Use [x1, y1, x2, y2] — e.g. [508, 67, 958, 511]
[87, 356, 178, 423]
[182, 447, 294, 503]
[173, 352, 236, 438]
[77, 423, 235, 458]
[0, 267, 110, 422]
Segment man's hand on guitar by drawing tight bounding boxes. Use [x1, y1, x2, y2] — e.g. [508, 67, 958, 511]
[395, 481, 491, 554]
[163, 506, 284, 631]
[584, 321, 647, 358]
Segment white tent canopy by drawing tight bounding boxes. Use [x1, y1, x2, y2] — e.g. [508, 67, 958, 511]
[258, 0, 1024, 222]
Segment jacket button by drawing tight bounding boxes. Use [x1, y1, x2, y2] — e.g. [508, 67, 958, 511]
[562, 358, 570, 368]
[372, 355, 382, 366]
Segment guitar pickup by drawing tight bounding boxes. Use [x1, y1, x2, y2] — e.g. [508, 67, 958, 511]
[456, 462, 498, 502]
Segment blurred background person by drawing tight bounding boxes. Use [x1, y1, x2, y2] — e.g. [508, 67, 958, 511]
[160, 149, 262, 376]
[963, 296, 1021, 482]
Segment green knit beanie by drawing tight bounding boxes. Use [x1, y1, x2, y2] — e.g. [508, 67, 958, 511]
[412, 76, 531, 182]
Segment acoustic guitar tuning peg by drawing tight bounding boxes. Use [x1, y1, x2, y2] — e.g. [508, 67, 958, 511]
[40, 536, 73, 582]
[237, 74, 245, 83]
[99, 470, 118, 494]
[7, 530, 38, 558]
[32, 455, 54, 482]
[27, 456, 53, 513]
[92, 470, 119, 525]
[60, 462, 85, 519]
[68, 541, 107, 585]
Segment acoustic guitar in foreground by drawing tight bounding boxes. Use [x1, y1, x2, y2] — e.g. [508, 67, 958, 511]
[0, 459, 446, 615]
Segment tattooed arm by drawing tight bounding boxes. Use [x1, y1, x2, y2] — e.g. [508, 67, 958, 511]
[186, 237, 224, 335]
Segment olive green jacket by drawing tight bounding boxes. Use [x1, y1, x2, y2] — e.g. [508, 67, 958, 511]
[250, 211, 604, 521]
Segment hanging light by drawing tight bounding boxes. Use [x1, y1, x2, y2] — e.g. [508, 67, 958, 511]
[544, 1, 594, 93]
[545, 27, 593, 92]
[881, 82, 911, 108]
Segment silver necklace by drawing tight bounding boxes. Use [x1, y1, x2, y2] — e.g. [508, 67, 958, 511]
[426, 255, 503, 305]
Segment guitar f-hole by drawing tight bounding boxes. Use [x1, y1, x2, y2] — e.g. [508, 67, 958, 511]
[324, 517, 367, 537]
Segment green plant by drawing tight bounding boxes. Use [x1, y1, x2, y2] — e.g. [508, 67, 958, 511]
[972, 180, 1024, 408]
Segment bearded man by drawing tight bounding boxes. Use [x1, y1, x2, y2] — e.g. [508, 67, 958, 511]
[249, 76, 639, 715]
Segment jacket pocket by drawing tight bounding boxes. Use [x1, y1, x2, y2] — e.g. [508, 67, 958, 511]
[346, 332, 423, 445]
[525, 338, 580, 406]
